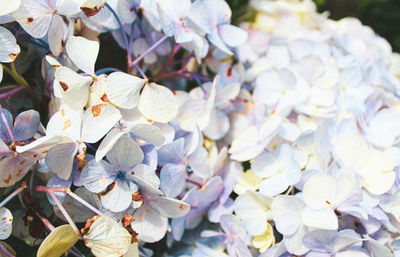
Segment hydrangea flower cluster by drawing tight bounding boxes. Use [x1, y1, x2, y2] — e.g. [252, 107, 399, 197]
[0, 0, 399, 256]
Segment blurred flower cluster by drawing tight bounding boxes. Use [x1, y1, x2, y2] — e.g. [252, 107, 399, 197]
[0, 0, 399, 256]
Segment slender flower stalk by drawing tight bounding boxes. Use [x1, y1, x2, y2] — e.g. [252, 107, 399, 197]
[2, 186, 25, 209]
[0, 86, 24, 100]
[67, 190, 104, 216]
[0, 242, 15, 257]
[105, 3, 131, 61]
[34, 186, 104, 216]
[157, 44, 181, 76]
[129, 35, 169, 67]
[95, 67, 121, 75]
[0, 182, 26, 208]
[186, 178, 203, 188]
[48, 190, 81, 237]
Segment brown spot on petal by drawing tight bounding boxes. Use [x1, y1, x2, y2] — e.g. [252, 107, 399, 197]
[9, 141, 26, 151]
[132, 191, 143, 202]
[100, 182, 116, 196]
[100, 93, 109, 103]
[81, 215, 100, 236]
[179, 204, 186, 210]
[80, 6, 103, 17]
[147, 119, 152, 123]
[33, 154, 37, 158]
[8, 52, 18, 61]
[19, 160, 25, 165]
[62, 120, 71, 131]
[3, 174, 11, 184]
[1, 217, 5, 221]
[122, 215, 139, 242]
[325, 200, 332, 205]
[59, 81, 69, 91]
[227, 66, 233, 77]
[91, 104, 105, 117]
[27, 17, 34, 23]
[76, 153, 88, 173]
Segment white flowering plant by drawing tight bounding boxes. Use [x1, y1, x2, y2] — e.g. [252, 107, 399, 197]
[0, 0, 399, 256]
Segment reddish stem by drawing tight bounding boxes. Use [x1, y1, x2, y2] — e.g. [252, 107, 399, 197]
[0, 182, 27, 208]
[158, 44, 181, 76]
[48, 191, 81, 237]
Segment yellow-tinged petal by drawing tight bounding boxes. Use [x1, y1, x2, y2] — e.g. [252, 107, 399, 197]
[252, 223, 275, 253]
[37, 225, 79, 257]
[234, 169, 263, 195]
[123, 243, 139, 257]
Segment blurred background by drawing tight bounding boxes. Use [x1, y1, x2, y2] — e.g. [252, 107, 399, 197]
[228, 0, 400, 52]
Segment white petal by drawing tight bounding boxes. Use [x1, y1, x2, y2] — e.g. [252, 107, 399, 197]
[303, 173, 337, 210]
[0, 208, 12, 240]
[105, 72, 145, 109]
[48, 14, 66, 56]
[219, 24, 248, 47]
[45, 141, 79, 180]
[251, 151, 279, 178]
[132, 206, 168, 243]
[0, 26, 20, 63]
[81, 104, 122, 143]
[12, 0, 52, 38]
[55, 67, 91, 110]
[66, 36, 99, 75]
[138, 82, 178, 123]
[0, 0, 20, 16]
[106, 135, 144, 170]
[16, 135, 63, 160]
[301, 207, 338, 230]
[84, 216, 131, 257]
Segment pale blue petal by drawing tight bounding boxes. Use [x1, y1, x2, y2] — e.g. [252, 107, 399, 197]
[0, 108, 12, 142]
[141, 144, 158, 172]
[13, 110, 40, 141]
[151, 196, 190, 218]
[160, 163, 186, 198]
[106, 135, 144, 170]
[81, 159, 115, 193]
[158, 138, 185, 165]
[187, 146, 211, 179]
[171, 217, 185, 241]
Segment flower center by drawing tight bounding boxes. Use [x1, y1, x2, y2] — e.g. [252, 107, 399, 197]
[116, 170, 126, 180]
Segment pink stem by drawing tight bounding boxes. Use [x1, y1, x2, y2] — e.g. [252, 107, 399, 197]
[0, 182, 26, 208]
[129, 35, 168, 67]
[67, 190, 104, 216]
[48, 191, 81, 237]
[186, 178, 203, 188]
[0, 87, 24, 99]
[35, 186, 103, 216]
[0, 242, 15, 257]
